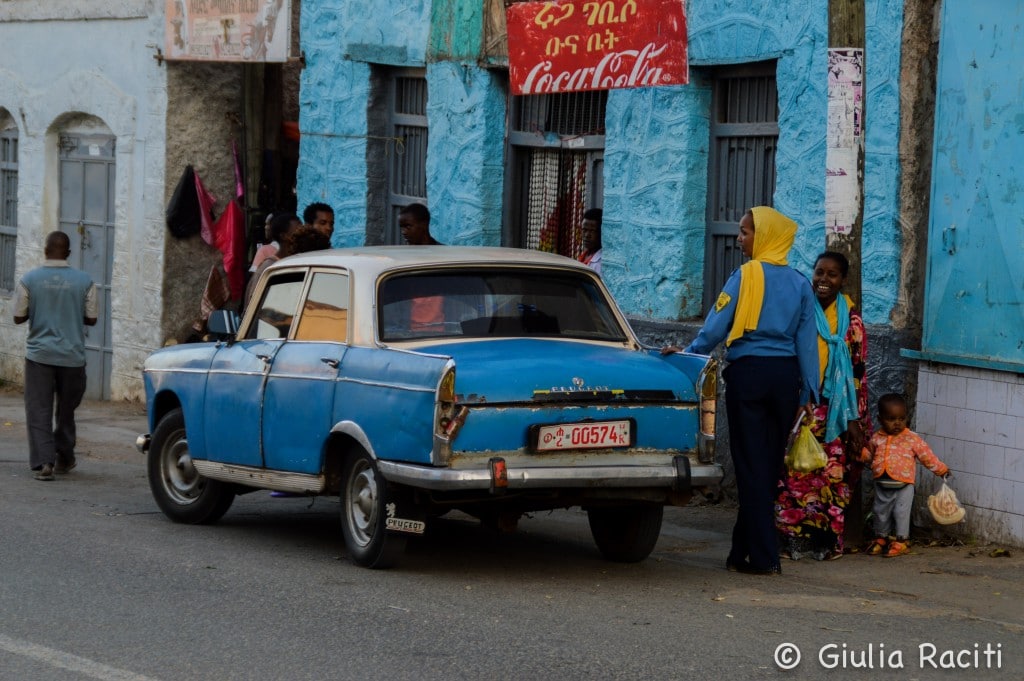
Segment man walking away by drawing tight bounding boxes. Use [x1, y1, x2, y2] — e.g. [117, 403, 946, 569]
[13, 231, 98, 481]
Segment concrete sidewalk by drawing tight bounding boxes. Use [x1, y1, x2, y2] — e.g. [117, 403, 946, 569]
[0, 385, 146, 467]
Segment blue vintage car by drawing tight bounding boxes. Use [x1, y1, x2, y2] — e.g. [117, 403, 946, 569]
[138, 246, 721, 567]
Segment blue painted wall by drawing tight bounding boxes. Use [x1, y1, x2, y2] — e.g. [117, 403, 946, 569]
[297, 1, 431, 245]
[297, 0, 904, 325]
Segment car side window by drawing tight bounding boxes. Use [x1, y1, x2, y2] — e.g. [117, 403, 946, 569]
[294, 271, 350, 342]
[245, 271, 306, 340]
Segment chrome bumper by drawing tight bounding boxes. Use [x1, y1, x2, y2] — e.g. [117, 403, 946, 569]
[377, 458, 722, 492]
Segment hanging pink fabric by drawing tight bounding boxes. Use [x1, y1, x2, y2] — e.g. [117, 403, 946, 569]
[211, 199, 247, 300]
[232, 140, 245, 200]
[194, 170, 218, 246]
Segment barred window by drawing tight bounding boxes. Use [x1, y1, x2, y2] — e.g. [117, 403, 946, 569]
[505, 90, 605, 258]
[0, 117, 18, 292]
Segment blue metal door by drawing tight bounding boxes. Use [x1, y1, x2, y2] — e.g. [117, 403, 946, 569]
[924, 1, 1024, 367]
[59, 133, 115, 399]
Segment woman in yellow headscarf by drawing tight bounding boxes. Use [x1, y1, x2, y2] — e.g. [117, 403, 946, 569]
[667, 207, 819, 575]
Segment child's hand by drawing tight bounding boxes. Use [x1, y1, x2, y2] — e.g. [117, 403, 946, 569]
[660, 345, 682, 355]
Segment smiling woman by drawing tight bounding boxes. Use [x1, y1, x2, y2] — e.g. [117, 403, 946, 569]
[776, 251, 872, 561]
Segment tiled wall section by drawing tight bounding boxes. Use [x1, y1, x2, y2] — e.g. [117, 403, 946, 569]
[914, 363, 1024, 546]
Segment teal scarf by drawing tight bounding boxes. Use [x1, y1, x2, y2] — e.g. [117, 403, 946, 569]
[815, 296, 860, 442]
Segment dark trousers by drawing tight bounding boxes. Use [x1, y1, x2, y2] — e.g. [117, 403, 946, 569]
[24, 359, 87, 470]
[723, 356, 800, 570]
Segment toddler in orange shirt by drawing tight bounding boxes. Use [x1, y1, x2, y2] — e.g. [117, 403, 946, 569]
[859, 393, 949, 557]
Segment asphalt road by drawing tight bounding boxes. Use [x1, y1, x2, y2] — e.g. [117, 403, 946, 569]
[1, 390, 1022, 681]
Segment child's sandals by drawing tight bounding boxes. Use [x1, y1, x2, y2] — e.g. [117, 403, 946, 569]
[884, 539, 909, 557]
[867, 537, 888, 556]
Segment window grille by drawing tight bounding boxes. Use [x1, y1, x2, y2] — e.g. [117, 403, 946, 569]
[703, 62, 779, 313]
[0, 125, 18, 292]
[387, 72, 428, 243]
[507, 91, 606, 257]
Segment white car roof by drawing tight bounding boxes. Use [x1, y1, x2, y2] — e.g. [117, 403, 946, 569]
[253, 246, 627, 349]
[267, 246, 595, 279]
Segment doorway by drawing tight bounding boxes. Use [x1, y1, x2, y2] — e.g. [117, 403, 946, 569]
[58, 132, 115, 400]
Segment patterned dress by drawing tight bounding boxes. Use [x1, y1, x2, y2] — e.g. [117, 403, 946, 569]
[775, 306, 870, 560]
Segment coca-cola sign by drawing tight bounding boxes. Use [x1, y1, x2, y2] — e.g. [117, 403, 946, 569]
[507, 0, 688, 96]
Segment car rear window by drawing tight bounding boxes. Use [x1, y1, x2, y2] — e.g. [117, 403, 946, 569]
[378, 268, 628, 342]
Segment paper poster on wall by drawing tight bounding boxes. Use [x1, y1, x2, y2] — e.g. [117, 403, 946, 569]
[164, 0, 291, 62]
[825, 48, 863, 236]
[506, 0, 688, 95]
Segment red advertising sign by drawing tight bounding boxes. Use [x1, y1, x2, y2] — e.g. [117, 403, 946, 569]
[507, 0, 688, 95]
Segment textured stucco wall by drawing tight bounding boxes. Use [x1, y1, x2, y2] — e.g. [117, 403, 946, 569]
[860, 0, 904, 325]
[428, 0, 484, 61]
[604, 1, 903, 323]
[297, 1, 432, 244]
[424, 62, 506, 246]
[604, 84, 711, 318]
[0, 7, 167, 400]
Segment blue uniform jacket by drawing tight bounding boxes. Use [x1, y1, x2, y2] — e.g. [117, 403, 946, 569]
[686, 264, 819, 403]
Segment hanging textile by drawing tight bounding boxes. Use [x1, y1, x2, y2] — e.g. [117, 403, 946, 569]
[195, 169, 218, 246]
[211, 198, 247, 300]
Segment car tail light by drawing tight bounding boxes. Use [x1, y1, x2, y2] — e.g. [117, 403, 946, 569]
[697, 358, 717, 463]
[436, 365, 464, 441]
[438, 367, 456, 403]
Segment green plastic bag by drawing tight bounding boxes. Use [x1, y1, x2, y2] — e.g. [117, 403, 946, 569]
[785, 424, 827, 472]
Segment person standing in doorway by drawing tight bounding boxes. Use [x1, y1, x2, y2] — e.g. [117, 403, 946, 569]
[398, 202, 441, 246]
[579, 208, 603, 276]
[13, 231, 98, 481]
[397, 203, 443, 332]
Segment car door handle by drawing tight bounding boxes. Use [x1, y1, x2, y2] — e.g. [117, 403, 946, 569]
[257, 354, 272, 364]
[321, 357, 340, 368]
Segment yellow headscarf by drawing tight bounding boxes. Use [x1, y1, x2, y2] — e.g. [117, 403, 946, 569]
[726, 206, 798, 346]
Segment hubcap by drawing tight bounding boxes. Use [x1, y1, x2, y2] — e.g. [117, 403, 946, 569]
[161, 431, 203, 503]
[346, 460, 379, 548]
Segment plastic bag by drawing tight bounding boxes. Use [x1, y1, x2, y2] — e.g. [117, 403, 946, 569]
[785, 424, 828, 472]
[928, 481, 966, 525]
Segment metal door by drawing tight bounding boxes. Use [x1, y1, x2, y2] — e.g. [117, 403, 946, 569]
[703, 63, 778, 314]
[923, 0, 1024, 366]
[59, 133, 115, 400]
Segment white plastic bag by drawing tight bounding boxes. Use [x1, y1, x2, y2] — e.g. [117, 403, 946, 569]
[928, 481, 966, 525]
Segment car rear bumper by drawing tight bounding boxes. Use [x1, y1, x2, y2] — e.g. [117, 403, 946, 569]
[377, 456, 722, 493]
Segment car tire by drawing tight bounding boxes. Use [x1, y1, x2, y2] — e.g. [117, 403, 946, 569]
[147, 407, 235, 524]
[340, 448, 406, 569]
[587, 504, 664, 563]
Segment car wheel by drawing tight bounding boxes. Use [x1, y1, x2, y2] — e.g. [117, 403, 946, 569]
[147, 408, 235, 524]
[340, 448, 406, 568]
[587, 504, 664, 563]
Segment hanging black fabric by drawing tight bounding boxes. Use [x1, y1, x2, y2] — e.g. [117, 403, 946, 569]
[166, 165, 201, 238]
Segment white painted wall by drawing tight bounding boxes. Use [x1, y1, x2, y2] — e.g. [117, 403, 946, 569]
[0, 1, 167, 400]
[914, 364, 1024, 546]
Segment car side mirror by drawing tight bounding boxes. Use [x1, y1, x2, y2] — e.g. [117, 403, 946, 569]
[207, 309, 240, 339]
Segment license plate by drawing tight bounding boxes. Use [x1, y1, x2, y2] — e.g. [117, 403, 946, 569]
[532, 420, 633, 452]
